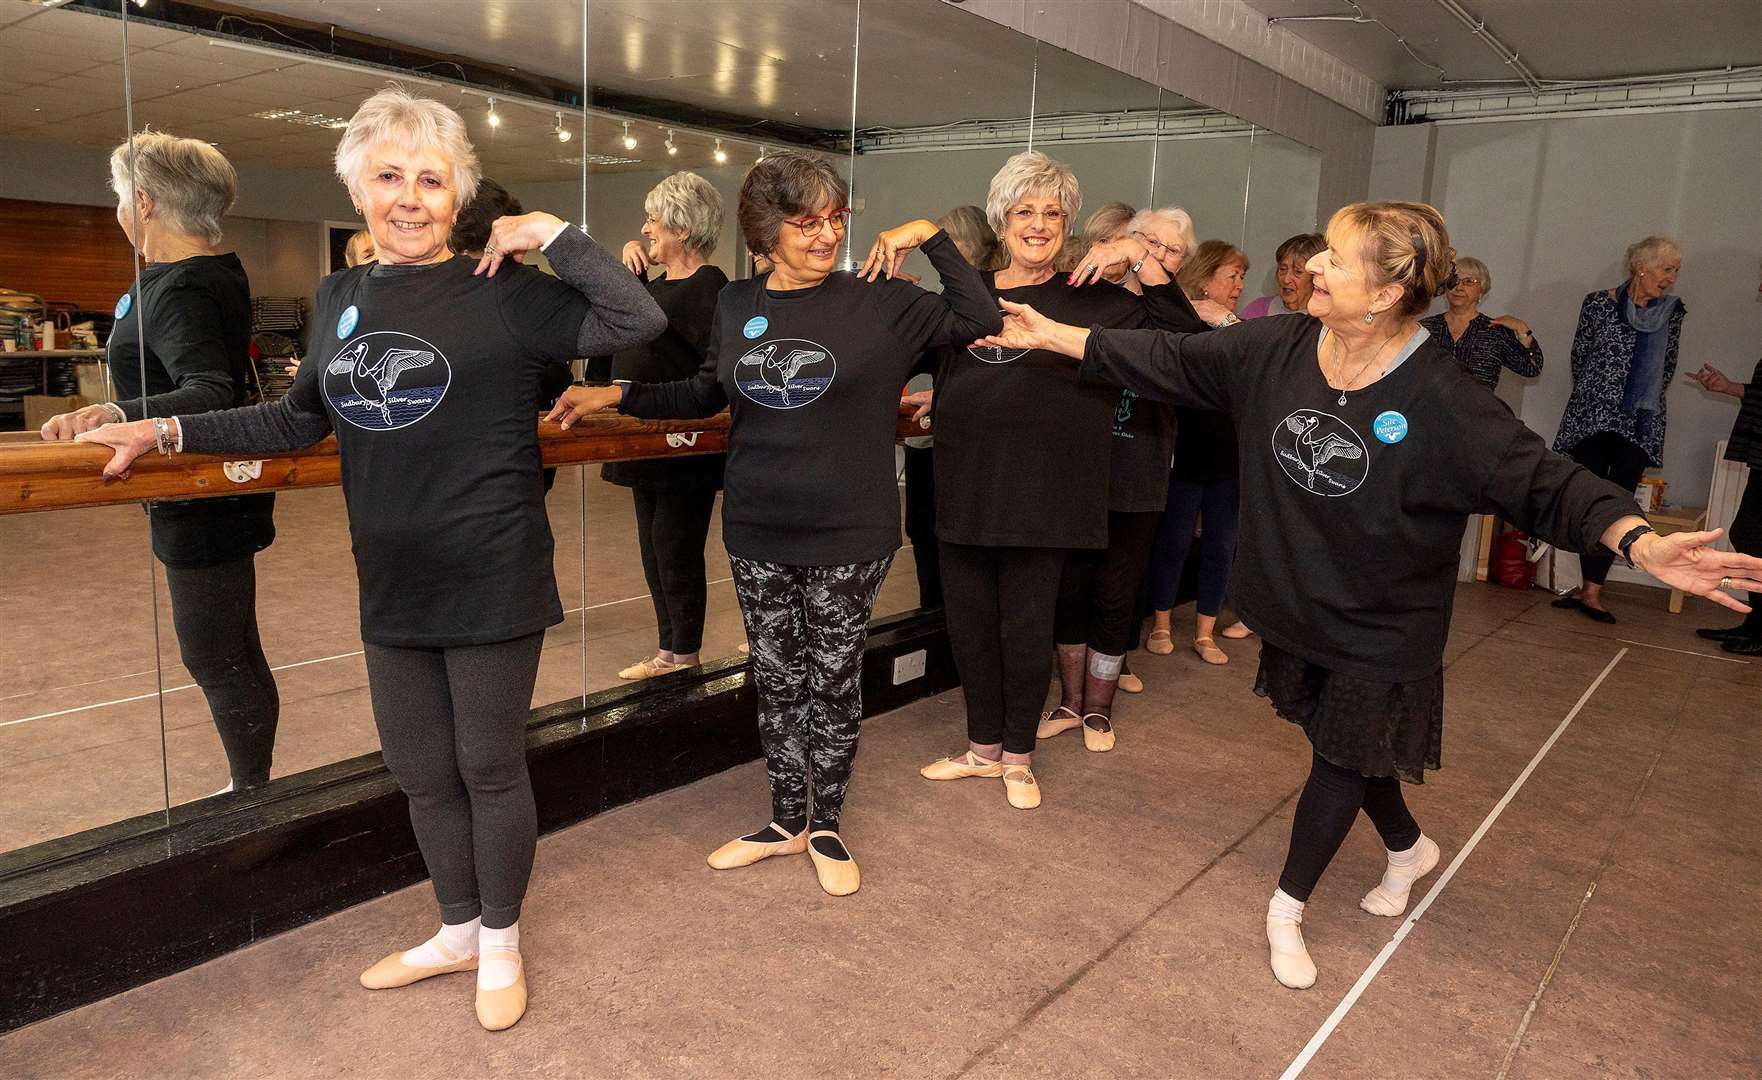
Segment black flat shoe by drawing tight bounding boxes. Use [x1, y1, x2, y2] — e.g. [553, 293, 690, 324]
[1579, 605, 1616, 624]
[1698, 626, 1753, 643]
[1551, 596, 1582, 610]
[1721, 637, 1762, 656]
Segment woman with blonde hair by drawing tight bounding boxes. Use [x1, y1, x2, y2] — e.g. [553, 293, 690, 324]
[975, 200, 1760, 989]
[78, 87, 667, 1030]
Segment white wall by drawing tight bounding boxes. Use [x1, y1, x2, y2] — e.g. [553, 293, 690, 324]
[1370, 108, 1762, 506]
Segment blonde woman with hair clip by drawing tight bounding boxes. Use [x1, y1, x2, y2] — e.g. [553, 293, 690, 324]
[975, 200, 1762, 990]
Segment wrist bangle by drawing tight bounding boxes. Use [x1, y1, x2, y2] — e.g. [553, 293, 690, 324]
[1617, 523, 1654, 569]
[152, 417, 175, 457]
[103, 402, 127, 424]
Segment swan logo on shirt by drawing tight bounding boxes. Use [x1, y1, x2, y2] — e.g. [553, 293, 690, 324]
[733, 337, 835, 409]
[321, 330, 452, 431]
[1273, 409, 1369, 497]
[967, 343, 1030, 364]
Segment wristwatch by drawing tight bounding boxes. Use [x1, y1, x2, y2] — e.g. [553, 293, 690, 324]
[1617, 523, 1655, 569]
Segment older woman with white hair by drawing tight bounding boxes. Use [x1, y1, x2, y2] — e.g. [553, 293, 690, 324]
[917, 153, 1204, 806]
[1418, 255, 1543, 391]
[974, 200, 1760, 990]
[1551, 235, 1686, 623]
[599, 171, 731, 682]
[77, 87, 666, 1031]
[42, 132, 280, 797]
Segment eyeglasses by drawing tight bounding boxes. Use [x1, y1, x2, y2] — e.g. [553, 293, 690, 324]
[1007, 207, 1064, 225]
[1131, 231, 1183, 260]
[1455, 276, 1483, 287]
[782, 208, 851, 238]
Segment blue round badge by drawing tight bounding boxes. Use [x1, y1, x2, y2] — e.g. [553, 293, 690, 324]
[1373, 410, 1409, 444]
[743, 315, 769, 339]
[336, 304, 360, 339]
[114, 293, 132, 319]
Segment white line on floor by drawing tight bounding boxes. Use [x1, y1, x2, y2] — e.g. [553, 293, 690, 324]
[1277, 647, 1629, 1080]
[1615, 637, 1749, 664]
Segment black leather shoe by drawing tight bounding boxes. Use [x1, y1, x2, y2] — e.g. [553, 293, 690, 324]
[1698, 626, 1753, 643]
[1721, 637, 1762, 656]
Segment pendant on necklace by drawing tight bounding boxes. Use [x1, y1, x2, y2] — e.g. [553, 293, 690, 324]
[1337, 391, 1348, 406]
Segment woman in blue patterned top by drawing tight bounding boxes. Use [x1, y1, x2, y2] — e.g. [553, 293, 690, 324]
[1551, 235, 1686, 623]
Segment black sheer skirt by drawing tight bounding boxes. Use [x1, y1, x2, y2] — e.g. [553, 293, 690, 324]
[1253, 640, 1443, 784]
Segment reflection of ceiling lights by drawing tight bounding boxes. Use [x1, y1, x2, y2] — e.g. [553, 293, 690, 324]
[555, 153, 644, 167]
[664, 129, 677, 156]
[553, 111, 571, 142]
[486, 97, 500, 128]
[250, 108, 351, 129]
[713, 138, 727, 164]
[621, 120, 636, 150]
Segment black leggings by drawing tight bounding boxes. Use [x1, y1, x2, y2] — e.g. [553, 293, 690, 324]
[939, 541, 1066, 755]
[364, 631, 545, 929]
[1055, 510, 1163, 655]
[1729, 475, 1762, 631]
[164, 558, 279, 788]
[730, 554, 893, 833]
[1567, 432, 1650, 586]
[631, 487, 718, 655]
[1278, 752, 1422, 902]
[903, 445, 942, 608]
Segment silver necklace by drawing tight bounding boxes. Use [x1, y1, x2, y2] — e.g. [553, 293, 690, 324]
[1329, 330, 1398, 406]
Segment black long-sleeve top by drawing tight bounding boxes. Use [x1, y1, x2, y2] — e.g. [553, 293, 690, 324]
[108, 252, 275, 568]
[1723, 357, 1762, 469]
[931, 276, 1197, 548]
[1419, 310, 1544, 390]
[619, 229, 1002, 566]
[1081, 313, 1641, 681]
[601, 264, 729, 492]
[179, 226, 666, 646]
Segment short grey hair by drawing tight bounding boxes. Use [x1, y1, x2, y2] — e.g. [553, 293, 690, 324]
[1127, 206, 1196, 261]
[334, 86, 480, 209]
[108, 131, 237, 244]
[1625, 234, 1681, 277]
[984, 151, 1082, 237]
[645, 171, 724, 257]
[1453, 255, 1492, 295]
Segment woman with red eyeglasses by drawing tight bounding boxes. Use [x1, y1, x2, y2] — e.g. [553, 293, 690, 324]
[549, 151, 1001, 896]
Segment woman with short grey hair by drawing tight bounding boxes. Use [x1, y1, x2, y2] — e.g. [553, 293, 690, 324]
[605, 171, 731, 682]
[918, 152, 1204, 806]
[78, 86, 666, 1032]
[1418, 255, 1543, 391]
[1552, 234, 1686, 623]
[42, 132, 281, 799]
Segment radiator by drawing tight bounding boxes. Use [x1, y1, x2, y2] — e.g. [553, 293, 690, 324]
[1707, 439, 1749, 552]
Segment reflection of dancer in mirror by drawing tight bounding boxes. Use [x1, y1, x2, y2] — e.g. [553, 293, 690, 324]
[604, 171, 729, 682]
[77, 88, 667, 1031]
[975, 200, 1762, 990]
[917, 152, 1207, 808]
[549, 150, 1002, 896]
[40, 132, 280, 798]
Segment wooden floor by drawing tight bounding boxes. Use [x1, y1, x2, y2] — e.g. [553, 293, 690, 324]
[4, 581, 1756, 1078]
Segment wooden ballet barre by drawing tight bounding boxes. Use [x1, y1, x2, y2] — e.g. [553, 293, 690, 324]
[0, 406, 927, 515]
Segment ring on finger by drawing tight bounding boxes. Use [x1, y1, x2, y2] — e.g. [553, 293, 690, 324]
[1721, 576, 1733, 590]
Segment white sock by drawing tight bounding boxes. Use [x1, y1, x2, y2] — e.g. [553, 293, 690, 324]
[478, 922, 521, 992]
[401, 917, 480, 967]
[1266, 888, 1316, 990]
[1361, 834, 1439, 917]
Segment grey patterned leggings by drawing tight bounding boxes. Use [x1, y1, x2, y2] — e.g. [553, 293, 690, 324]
[729, 553, 894, 833]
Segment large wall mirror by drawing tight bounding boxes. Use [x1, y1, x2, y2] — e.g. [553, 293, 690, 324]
[0, 0, 165, 858]
[0, 0, 1320, 872]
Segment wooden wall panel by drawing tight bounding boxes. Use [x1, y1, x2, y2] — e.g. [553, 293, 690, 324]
[0, 198, 137, 313]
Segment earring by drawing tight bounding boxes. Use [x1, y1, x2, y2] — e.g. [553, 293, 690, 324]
[1365, 311, 1375, 323]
